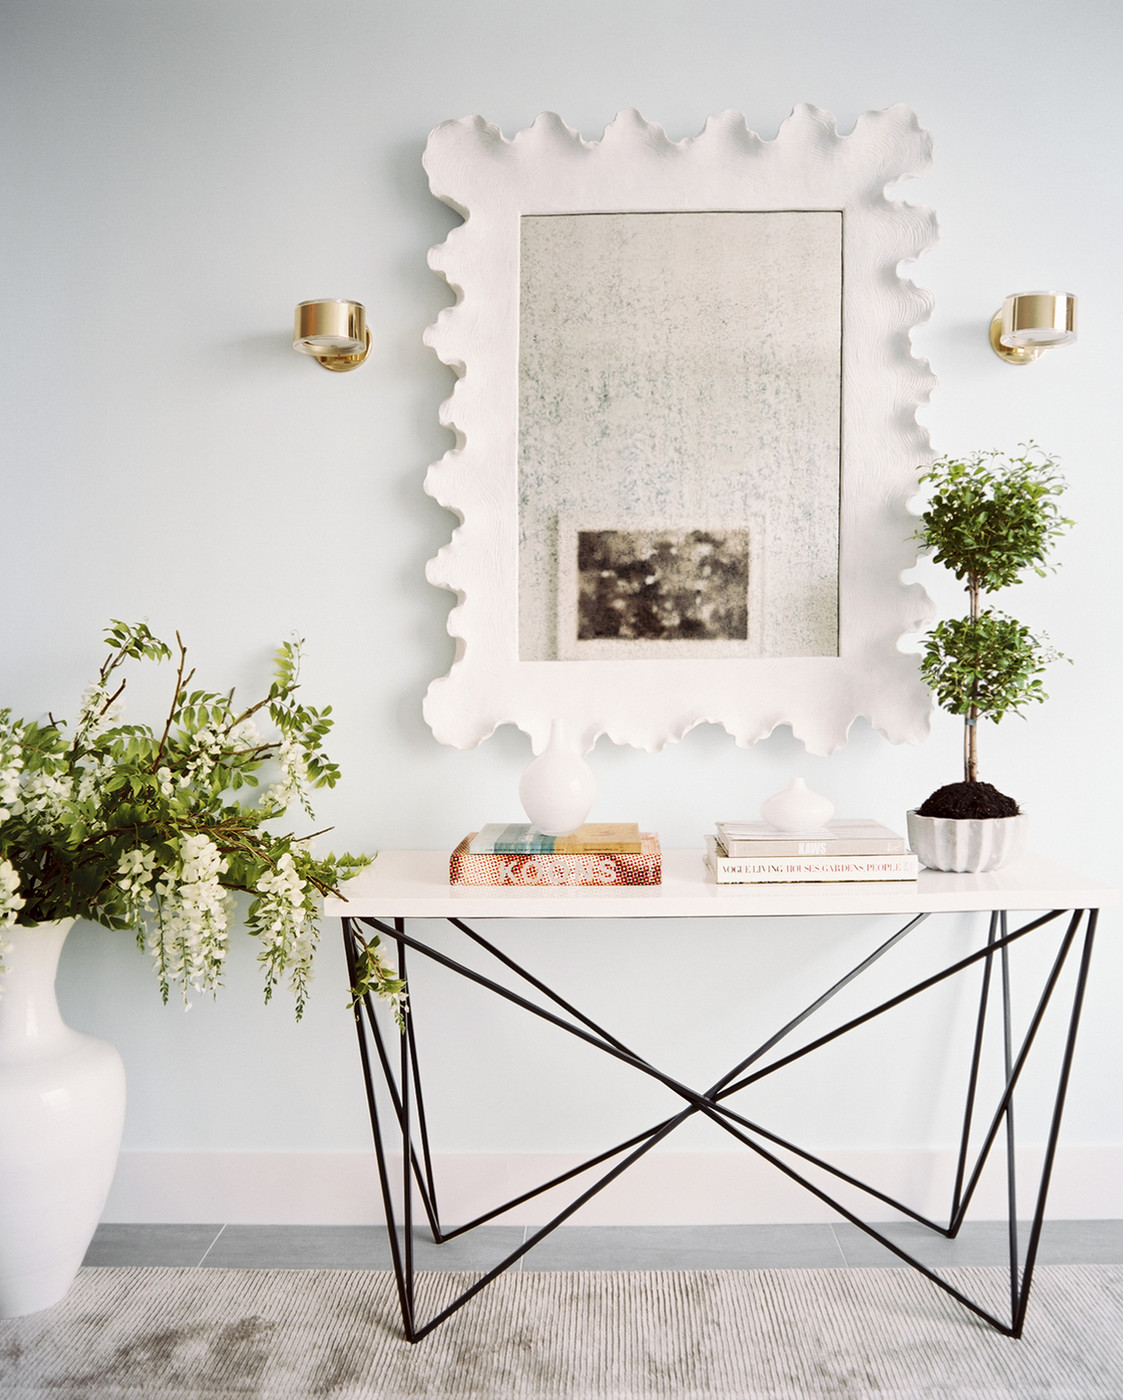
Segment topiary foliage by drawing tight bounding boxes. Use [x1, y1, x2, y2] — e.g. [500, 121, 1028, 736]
[914, 445, 1071, 817]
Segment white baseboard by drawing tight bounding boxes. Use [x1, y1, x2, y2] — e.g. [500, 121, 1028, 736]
[102, 1145, 1123, 1225]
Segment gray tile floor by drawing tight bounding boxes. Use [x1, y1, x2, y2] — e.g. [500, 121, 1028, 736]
[84, 1219, 1123, 1272]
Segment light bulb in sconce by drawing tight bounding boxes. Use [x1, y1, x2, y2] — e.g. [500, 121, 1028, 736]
[293, 299, 371, 371]
[989, 292, 1077, 365]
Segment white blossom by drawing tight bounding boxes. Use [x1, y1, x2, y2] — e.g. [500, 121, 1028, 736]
[0, 764, 20, 825]
[362, 937, 407, 1026]
[13, 770, 73, 822]
[115, 846, 159, 922]
[146, 834, 232, 1004]
[253, 851, 316, 1004]
[229, 718, 263, 751]
[74, 681, 125, 741]
[0, 721, 22, 824]
[261, 738, 309, 813]
[75, 751, 113, 805]
[178, 723, 228, 787]
[370, 940, 402, 988]
[0, 858, 25, 928]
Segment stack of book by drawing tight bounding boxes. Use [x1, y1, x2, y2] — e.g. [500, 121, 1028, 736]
[451, 823, 662, 886]
[706, 818, 918, 884]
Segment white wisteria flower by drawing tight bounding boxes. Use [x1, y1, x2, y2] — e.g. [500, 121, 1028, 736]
[0, 858, 24, 928]
[116, 846, 158, 914]
[0, 621, 386, 1019]
[0, 767, 20, 825]
[74, 680, 125, 742]
[15, 770, 74, 822]
[252, 851, 316, 1008]
[262, 737, 312, 815]
[147, 834, 232, 1003]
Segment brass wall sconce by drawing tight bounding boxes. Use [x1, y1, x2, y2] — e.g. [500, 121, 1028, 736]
[989, 291, 1077, 365]
[293, 299, 370, 371]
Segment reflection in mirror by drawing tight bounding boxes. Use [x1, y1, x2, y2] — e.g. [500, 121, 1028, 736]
[518, 211, 842, 663]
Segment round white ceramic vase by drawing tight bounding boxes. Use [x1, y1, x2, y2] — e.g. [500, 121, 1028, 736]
[518, 722, 597, 836]
[760, 778, 835, 832]
[0, 919, 126, 1317]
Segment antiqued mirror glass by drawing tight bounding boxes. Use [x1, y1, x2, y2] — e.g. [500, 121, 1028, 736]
[518, 210, 842, 663]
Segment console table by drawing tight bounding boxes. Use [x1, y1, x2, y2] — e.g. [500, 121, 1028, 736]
[326, 850, 1115, 1343]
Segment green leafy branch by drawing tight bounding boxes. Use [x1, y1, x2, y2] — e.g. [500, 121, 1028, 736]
[1, 621, 377, 1019]
[349, 932, 408, 1031]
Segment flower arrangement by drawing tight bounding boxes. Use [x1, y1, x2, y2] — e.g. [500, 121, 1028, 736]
[914, 444, 1072, 817]
[0, 621, 403, 1019]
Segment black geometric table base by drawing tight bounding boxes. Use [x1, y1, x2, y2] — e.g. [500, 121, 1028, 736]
[342, 904, 1097, 1343]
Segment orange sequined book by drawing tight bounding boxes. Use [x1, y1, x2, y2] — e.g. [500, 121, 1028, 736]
[450, 833, 662, 886]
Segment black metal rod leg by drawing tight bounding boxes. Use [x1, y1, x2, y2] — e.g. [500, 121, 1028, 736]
[1000, 911, 1020, 1323]
[397, 927, 416, 1337]
[950, 912, 999, 1230]
[358, 974, 443, 1240]
[943, 911, 1082, 1242]
[341, 919, 414, 1336]
[1011, 910, 1097, 1338]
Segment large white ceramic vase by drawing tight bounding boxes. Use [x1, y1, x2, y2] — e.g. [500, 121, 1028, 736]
[0, 919, 126, 1317]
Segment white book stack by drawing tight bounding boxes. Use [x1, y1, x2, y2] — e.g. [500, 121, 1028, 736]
[706, 819, 918, 884]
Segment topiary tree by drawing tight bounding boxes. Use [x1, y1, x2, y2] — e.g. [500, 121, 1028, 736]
[914, 444, 1071, 819]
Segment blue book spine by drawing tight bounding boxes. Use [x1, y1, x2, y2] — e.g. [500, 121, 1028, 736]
[468, 823, 556, 854]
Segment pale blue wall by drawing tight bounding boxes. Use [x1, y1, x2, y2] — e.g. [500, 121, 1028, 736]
[2, 0, 1120, 1198]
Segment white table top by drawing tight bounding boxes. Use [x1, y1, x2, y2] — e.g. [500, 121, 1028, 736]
[324, 849, 1117, 921]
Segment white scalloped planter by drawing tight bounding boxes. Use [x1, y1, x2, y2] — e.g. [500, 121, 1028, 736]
[906, 810, 1028, 873]
[0, 921, 126, 1317]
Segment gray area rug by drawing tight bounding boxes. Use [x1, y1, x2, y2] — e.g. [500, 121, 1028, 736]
[2, 1266, 1121, 1399]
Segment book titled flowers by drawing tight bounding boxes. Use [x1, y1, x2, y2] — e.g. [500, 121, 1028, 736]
[451, 833, 661, 886]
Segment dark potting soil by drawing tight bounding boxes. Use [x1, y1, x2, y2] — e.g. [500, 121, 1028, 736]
[917, 781, 1021, 820]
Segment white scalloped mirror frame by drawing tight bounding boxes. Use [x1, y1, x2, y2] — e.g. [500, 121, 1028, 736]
[422, 107, 937, 757]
